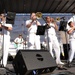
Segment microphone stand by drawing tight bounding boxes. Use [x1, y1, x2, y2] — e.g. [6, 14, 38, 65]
[59, 18, 69, 61]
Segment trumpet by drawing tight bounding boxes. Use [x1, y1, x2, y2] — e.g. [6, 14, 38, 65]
[55, 17, 60, 22]
[56, 17, 60, 21]
[36, 12, 42, 19]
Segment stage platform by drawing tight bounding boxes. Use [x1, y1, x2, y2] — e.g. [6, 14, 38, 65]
[0, 60, 75, 75]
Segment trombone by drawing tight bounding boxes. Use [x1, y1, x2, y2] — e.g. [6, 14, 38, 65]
[55, 17, 61, 22]
[36, 12, 61, 22]
[36, 12, 42, 19]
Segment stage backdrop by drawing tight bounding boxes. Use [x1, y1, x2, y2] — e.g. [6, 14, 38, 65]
[10, 13, 73, 43]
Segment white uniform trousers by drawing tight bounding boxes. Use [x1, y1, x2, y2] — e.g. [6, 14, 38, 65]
[69, 38, 75, 62]
[28, 33, 41, 50]
[1, 35, 10, 67]
[46, 34, 61, 64]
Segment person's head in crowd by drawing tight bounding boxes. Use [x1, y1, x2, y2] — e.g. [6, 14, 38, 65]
[18, 34, 23, 38]
[45, 16, 51, 23]
[0, 13, 6, 21]
[30, 12, 37, 21]
[50, 17, 55, 23]
[68, 21, 74, 27]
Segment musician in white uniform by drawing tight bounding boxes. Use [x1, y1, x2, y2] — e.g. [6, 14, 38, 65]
[44, 16, 64, 65]
[14, 34, 24, 50]
[67, 21, 75, 66]
[0, 14, 12, 67]
[26, 13, 41, 50]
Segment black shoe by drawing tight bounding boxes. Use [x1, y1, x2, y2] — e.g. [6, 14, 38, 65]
[0, 64, 4, 67]
[67, 61, 72, 68]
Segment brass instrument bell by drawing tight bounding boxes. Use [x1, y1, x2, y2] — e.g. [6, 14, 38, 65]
[36, 12, 42, 19]
[55, 17, 60, 22]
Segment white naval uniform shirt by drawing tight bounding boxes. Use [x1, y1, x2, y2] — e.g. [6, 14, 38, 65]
[66, 16, 75, 39]
[26, 19, 41, 49]
[44, 23, 56, 35]
[66, 25, 75, 39]
[14, 37, 24, 49]
[1, 21, 12, 36]
[14, 37, 24, 44]
[26, 19, 41, 34]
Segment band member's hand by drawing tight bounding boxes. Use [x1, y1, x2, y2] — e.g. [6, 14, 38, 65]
[36, 21, 39, 26]
[31, 20, 34, 24]
[36, 21, 41, 26]
[0, 24, 2, 27]
[67, 26, 75, 34]
[45, 24, 50, 29]
[72, 26, 75, 30]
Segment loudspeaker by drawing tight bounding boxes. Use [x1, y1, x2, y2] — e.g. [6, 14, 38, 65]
[13, 50, 57, 75]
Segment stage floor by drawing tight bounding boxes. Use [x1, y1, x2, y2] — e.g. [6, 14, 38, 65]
[0, 60, 75, 75]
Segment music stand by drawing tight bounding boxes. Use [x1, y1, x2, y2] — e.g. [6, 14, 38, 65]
[36, 26, 46, 35]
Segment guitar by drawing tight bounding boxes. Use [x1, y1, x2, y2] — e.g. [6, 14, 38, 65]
[14, 42, 23, 49]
